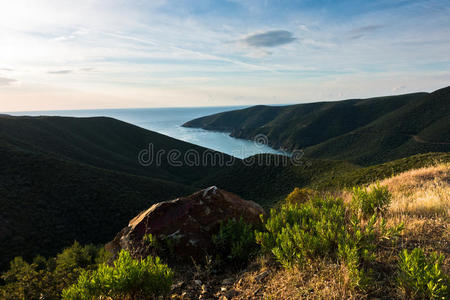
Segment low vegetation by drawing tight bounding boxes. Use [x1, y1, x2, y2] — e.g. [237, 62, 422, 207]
[256, 186, 403, 290]
[0, 242, 108, 300]
[62, 250, 173, 300]
[398, 248, 448, 299]
[234, 163, 449, 299]
[351, 184, 391, 218]
[212, 218, 259, 267]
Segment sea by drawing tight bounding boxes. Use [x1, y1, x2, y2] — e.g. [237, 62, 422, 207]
[6, 106, 287, 159]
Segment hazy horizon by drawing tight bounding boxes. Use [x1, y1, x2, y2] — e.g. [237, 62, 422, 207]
[1, 87, 443, 114]
[1, 0, 449, 111]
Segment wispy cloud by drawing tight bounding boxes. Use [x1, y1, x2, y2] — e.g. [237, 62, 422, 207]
[48, 70, 72, 74]
[347, 25, 383, 39]
[0, 77, 17, 86]
[240, 30, 296, 47]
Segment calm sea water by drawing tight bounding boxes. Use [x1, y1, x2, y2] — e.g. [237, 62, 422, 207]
[7, 106, 287, 159]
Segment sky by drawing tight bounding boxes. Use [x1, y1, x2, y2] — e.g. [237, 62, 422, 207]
[0, 0, 449, 111]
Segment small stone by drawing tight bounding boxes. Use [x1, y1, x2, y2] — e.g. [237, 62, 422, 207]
[194, 279, 202, 286]
[225, 290, 237, 299]
[220, 286, 227, 292]
[171, 281, 184, 290]
[218, 296, 228, 300]
[222, 278, 234, 285]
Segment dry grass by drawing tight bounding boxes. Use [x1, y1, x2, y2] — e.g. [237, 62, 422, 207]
[232, 257, 364, 300]
[231, 163, 450, 299]
[379, 164, 449, 275]
[381, 163, 449, 218]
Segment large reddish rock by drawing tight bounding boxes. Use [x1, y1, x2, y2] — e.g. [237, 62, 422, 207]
[106, 186, 265, 259]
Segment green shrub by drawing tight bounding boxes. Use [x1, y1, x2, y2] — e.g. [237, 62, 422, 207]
[0, 242, 105, 300]
[398, 248, 448, 299]
[62, 250, 173, 299]
[212, 217, 259, 266]
[143, 233, 158, 247]
[351, 184, 391, 218]
[256, 189, 403, 290]
[256, 197, 347, 268]
[142, 232, 179, 259]
[285, 187, 317, 205]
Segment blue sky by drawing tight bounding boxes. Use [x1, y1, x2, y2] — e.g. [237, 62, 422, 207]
[0, 0, 449, 111]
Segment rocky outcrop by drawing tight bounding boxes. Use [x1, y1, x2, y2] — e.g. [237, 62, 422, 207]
[106, 186, 265, 260]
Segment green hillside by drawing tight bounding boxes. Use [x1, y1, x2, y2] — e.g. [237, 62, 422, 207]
[0, 145, 195, 270]
[195, 155, 357, 206]
[0, 115, 232, 184]
[183, 87, 450, 165]
[196, 152, 450, 206]
[306, 86, 450, 164]
[308, 152, 450, 189]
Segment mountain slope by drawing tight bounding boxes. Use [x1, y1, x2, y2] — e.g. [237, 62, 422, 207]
[305, 86, 450, 164]
[194, 152, 450, 206]
[183, 87, 450, 165]
[195, 155, 357, 206]
[0, 144, 196, 270]
[0, 115, 233, 184]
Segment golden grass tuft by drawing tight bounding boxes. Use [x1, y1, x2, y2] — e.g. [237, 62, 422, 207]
[233, 258, 363, 300]
[380, 163, 449, 218]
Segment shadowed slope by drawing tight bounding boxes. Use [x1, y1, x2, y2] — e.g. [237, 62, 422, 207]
[0, 145, 195, 270]
[0, 115, 233, 184]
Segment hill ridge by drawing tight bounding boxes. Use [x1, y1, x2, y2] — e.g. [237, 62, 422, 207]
[183, 87, 450, 165]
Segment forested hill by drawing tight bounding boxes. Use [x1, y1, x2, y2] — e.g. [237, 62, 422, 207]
[183, 86, 450, 165]
[0, 115, 233, 184]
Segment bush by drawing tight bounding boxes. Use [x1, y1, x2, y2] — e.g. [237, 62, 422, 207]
[351, 184, 391, 218]
[0, 242, 105, 300]
[256, 196, 347, 268]
[285, 187, 317, 205]
[142, 232, 179, 259]
[256, 188, 403, 290]
[212, 217, 259, 266]
[62, 250, 173, 299]
[398, 248, 448, 299]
